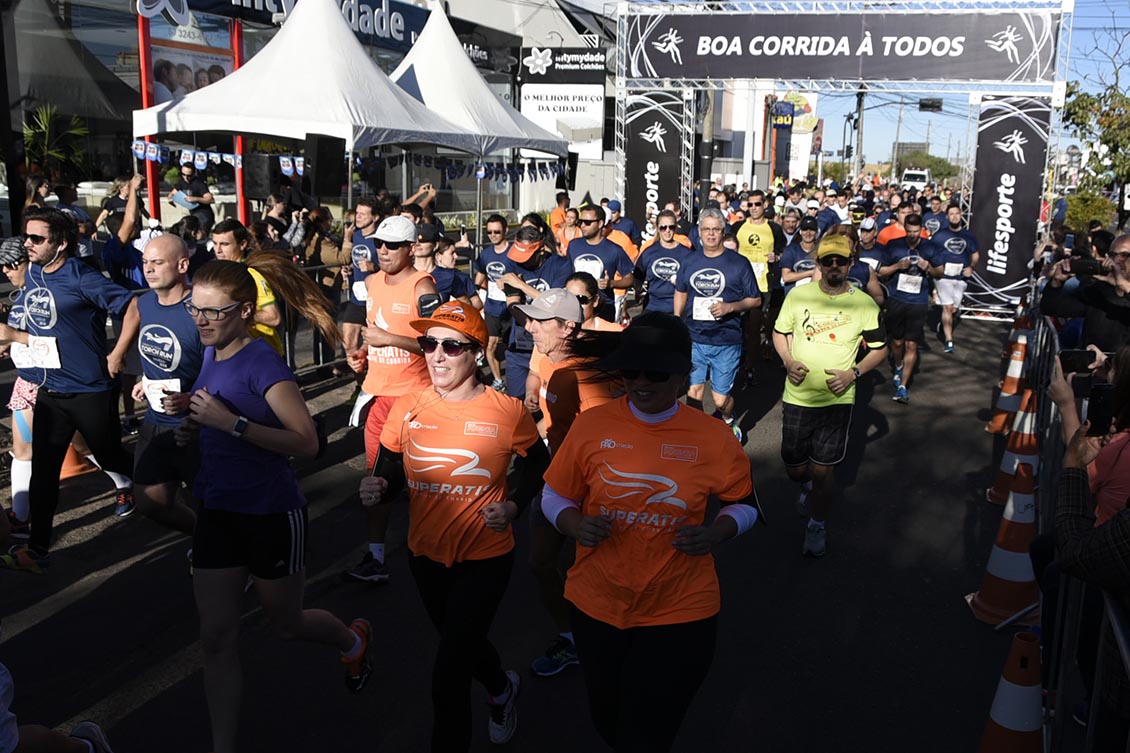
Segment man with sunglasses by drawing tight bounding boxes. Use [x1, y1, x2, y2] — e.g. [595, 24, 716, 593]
[734, 189, 786, 380]
[169, 164, 215, 232]
[674, 207, 761, 442]
[566, 206, 636, 322]
[878, 213, 943, 404]
[779, 216, 821, 296]
[634, 209, 692, 314]
[345, 214, 440, 584]
[773, 234, 888, 558]
[0, 208, 138, 573]
[472, 214, 512, 392]
[340, 197, 380, 357]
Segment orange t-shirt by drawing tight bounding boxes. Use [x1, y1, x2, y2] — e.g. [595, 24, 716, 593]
[381, 386, 540, 565]
[362, 269, 433, 398]
[544, 399, 753, 628]
[877, 224, 930, 245]
[583, 317, 624, 332]
[549, 206, 567, 235]
[532, 353, 622, 453]
[640, 234, 691, 253]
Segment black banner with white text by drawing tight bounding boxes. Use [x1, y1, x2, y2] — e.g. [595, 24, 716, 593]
[966, 96, 1050, 309]
[624, 91, 686, 241]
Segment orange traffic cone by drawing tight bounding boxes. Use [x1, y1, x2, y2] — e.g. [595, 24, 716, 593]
[986, 335, 1028, 434]
[60, 444, 97, 480]
[977, 632, 1043, 752]
[968, 463, 1040, 626]
[987, 390, 1039, 504]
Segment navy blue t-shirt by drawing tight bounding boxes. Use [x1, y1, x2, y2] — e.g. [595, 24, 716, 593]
[846, 259, 876, 293]
[7, 288, 44, 386]
[503, 254, 574, 351]
[23, 257, 134, 393]
[609, 217, 642, 247]
[102, 237, 147, 291]
[922, 211, 947, 237]
[136, 290, 205, 427]
[635, 241, 693, 314]
[931, 227, 980, 279]
[779, 242, 819, 296]
[858, 242, 887, 275]
[349, 230, 376, 306]
[473, 244, 512, 319]
[566, 238, 635, 305]
[884, 238, 941, 305]
[674, 248, 760, 346]
[877, 210, 894, 228]
[431, 267, 476, 303]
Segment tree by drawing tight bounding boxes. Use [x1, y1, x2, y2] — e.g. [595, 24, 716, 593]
[22, 105, 88, 181]
[1062, 23, 1130, 192]
[894, 151, 957, 181]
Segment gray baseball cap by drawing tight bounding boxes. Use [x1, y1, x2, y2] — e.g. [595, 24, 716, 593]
[510, 288, 583, 326]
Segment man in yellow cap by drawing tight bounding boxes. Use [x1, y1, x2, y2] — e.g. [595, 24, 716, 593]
[772, 234, 888, 558]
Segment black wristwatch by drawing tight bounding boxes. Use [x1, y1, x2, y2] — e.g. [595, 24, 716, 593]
[851, 367, 862, 380]
[231, 416, 249, 437]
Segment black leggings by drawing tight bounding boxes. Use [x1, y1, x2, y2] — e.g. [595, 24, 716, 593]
[408, 551, 513, 753]
[570, 606, 717, 753]
[29, 388, 132, 552]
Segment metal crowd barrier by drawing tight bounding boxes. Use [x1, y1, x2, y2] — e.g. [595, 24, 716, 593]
[1020, 290, 1130, 752]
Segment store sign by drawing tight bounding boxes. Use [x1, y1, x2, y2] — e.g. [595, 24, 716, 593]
[518, 47, 606, 84]
[625, 11, 1059, 82]
[519, 83, 604, 160]
[624, 91, 685, 240]
[771, 101, 794, 129]
[966, 96, 1050, 309]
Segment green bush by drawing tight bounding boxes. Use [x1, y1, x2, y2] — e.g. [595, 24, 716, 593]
[1065, 191, 1115, 233]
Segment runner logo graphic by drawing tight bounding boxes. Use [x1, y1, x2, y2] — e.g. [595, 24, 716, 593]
[640, 122, 668, 153]
[993, 129, 1028, 164]
[135, 0, 189, 27]
[652, 28, 683, 64]
[986, 26, 1022, 65]
[406, 440, 492, 479]
[689, 269, 725, 297]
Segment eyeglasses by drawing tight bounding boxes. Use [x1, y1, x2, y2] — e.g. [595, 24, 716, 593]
[23, 233, 48, 246]
[658, 225, 675, 231]
[417, 336, 476, 356]
[819, 256, 850, 267]
[380, 240, 410, 250]
[185, 301, 241, 320]
[578, 218, 602, 226]
[575, 294, 593, 305]
[750, 202, 763, 207]
[486, 230, 504, 235]
[1113, 252, 1130, 262]
[621, 369, 674, 382]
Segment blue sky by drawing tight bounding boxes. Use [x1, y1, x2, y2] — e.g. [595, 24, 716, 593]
[817, 0, 1124, 163]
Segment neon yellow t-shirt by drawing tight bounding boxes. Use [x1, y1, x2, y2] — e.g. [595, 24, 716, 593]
[735, 220, 776, 292]
[774, 282, 883, 407]
[247, 266, 283, 355]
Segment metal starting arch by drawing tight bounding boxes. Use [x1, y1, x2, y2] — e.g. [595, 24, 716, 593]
[613, 1, 1075, 310]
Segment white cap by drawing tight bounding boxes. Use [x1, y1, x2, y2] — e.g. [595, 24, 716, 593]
[860, 217, 878, 231]
[774, 195, 786, 207]
[371, 215, 416, 244]
[806, 199, 820, 209]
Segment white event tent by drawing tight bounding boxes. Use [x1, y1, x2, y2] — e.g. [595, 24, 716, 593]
[132, 0, 480, 153]
[390, 5, 568, 158]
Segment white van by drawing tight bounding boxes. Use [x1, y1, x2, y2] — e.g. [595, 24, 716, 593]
[900, 168, 932, 192]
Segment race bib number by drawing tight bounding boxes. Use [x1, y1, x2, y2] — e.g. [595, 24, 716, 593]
[574, 258, 604, 279]
[795, 277, 813, 287]
[486, 280, 507, 302]
[862, 257, 879, 270]
[896, 275, 923, 295]
[944, 262, 964, 277]
[351, 281, 368, 302]
[693, 296, 722, 321]
[142, 377, 181, 414]
[751, 261, 768, 288]
[11, 336, 61, 369]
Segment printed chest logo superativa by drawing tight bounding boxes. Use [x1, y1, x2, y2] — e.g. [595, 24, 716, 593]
[405, 435, 493, 499]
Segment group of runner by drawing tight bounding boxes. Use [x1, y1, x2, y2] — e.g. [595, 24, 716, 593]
[0, 173, 981, 752]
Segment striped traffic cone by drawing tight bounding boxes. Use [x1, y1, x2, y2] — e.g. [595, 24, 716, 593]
[968, 463, 1040, 626]
[986, 335, 1028, 434]
[60, 444, 98, 480]
[987, 390, 1039, 504]
[977, 632, 1042, 752]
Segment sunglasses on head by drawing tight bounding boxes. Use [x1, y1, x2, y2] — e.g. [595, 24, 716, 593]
[620, 368, 674, 382]
[23, 233, 48, 245]
[819, 256, 850, 267]
[417, 335, 475, 356]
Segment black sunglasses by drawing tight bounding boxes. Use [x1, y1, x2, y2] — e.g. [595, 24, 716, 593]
[658, 224, 675, 231]
[819, 256, 850, 267]
[578, 218, 602, 226]
[750, 202, 763, 207]
[23, 233, 48, 245]
[417, 335, 475, 356]
[620, 369, 674, 382]
[575, 294, 593, 305]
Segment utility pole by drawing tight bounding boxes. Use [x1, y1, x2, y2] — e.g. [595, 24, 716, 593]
[925, 119, 932, 155]
[946, 132, 952, 163]
[891, 100, 903, 183]
[855, 88, 865, 179]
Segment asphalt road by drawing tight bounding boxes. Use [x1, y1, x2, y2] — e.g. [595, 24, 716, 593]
[0, 316, 1025, 752]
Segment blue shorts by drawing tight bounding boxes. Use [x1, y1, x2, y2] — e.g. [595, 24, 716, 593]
[689, 342, 742, 397]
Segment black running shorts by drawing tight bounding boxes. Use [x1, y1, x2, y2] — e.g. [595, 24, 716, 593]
[193, 506, 307, 579]
[780, 402, 853, 467]
[132, 421, 201, 486]
[884, 299, 927, 343]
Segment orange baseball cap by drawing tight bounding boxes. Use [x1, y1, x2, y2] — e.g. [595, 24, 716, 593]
[410, 300, 488, 348]
[507, 237, 544, 263]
